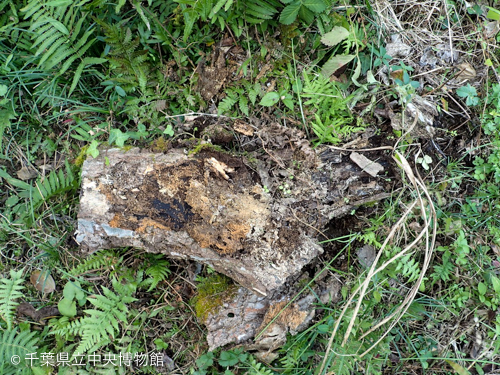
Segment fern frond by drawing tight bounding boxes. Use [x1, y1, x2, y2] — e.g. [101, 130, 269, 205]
[142, 259, 170, 291]
[52, 279, 137, 354]
[239, 96, 249, 116]
[0, 269, 25, 330]
[69, 250, 122, 277]
[16, 160, 78, 212]
[98, 20, 154, 93]
[242, 0, 280, 23]
[21, 0, 98, 91]
[247, 357, 275, 375]
[218, 90, 238, 114]
[0, 328, 40, 374]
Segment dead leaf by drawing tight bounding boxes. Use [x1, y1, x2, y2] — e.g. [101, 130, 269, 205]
[456, 62, 476, 82]
[233, 120, 254, 136]
[390, 69, 404, 82]
[39, 164, 54, 173]
[409, 221, 423, 232]
[17, 302, 60, 323]
[16, 166, 38, 180]
[256, 64, 272, 80]
[356, 244, 376, 268]
[444, 359, 471, 375]
[484, 21, 500, 39]
[30, 270, 56, 294]
[155, 100, 166, 111]
[491, 244, 500, 257]
[350, 152, 384, 177]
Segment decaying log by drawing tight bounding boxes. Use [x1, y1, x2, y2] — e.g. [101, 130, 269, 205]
[77, 131, 389, 296]
[76, 147, 325, 295]
[76, 120, 392, 350]
[204, 274, 341, 355]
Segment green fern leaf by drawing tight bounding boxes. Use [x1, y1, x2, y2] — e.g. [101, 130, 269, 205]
[247, 357, 275, 375]
[143, 259, 170, 291]
[69, 250, 121, 277]
[52, 279, 137, 354]
[0, 269, 25, 330]
[0, 329, 40, 374]
[23, 1, 98, 82]
[19, 1, 43, 19]
[218, 93, 238, 114]
[239, 96, 249, 116]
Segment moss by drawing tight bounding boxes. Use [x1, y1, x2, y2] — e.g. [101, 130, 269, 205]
[150, 136, 170, 152]
[74, 145, 89, 167]
[188, 142, 225, 156]
[191, 273, 237, 323]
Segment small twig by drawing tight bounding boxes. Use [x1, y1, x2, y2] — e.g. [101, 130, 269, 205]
[291, 208, 329, 240]
[422, 65, 467, 97]
[158, 111, 234, 119]
[327, 145, 394, 152]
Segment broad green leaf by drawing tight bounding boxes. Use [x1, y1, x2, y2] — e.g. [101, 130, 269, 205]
[298, 5, 314, 24]
[164, 124, 174, 137]
[132, 1, 150, 30]
[351, 60, 365, 88]
[182, 8, 198, 42]
[211, 0, 229, 17]
[58, 297, 77, 317]
[317, 324, 330, 333]
[0, 84, 7, 96]
[115, 86, 126, 97]
[224, 0, 234, 11]
[87, 140, 100, 158]
[321, 54, 355, 77]
[367, 70, 378, 84]
[109, 129, 130, 147]
[5, 195, 19, 207]
[283, 98, 294, 110]
[492, 276, 500, 294]
[477, 282, 487, 295]
[456, 84, 477, 98]
[219, 351, 239, 367]
[487, 7, 500, 21]
[115, 0, 127, 13]
[279, 2, 301, 25]
[259, 92, 280, 106]
[321, 26, 350, 46]
[302, 0, 327, 13]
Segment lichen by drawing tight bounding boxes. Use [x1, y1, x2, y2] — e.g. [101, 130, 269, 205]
[191, 273, 237, 323]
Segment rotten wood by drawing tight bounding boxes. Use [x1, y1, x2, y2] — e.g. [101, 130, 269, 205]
[76, 123, 391, 296]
